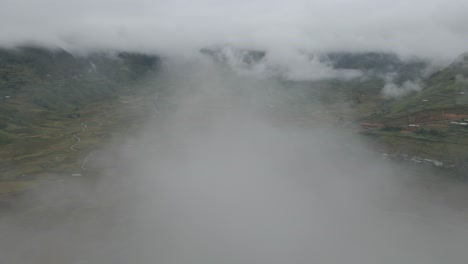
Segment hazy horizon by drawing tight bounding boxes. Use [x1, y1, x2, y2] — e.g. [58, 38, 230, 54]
[2, 0, 468, 62]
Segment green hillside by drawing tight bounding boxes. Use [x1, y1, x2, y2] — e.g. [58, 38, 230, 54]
[0, 47, 160, 109]
[0, 47, 160, 184]
[384, 53, 468, 119]
[0, 46, 159, 132]
[357, 52, 468, 173]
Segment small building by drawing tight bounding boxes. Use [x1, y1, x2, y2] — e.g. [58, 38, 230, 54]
[71, 173, 82, 177]
[450, 122, 467, 126]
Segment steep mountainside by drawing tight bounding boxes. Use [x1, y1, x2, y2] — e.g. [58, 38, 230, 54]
[0, 47, 160, 181]
[358, 52, 468, 173]
[0, 47, 160, 109]
[384, 53, 468, 119]
[0, 47, 159, 139]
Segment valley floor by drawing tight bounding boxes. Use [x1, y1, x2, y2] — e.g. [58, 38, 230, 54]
[0, 89, 157, 197]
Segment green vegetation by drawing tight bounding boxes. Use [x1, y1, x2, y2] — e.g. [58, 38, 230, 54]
[352, 52, 468, 171]
[380, 125, 403, 132]
[294, 51, 468, 172]
[0, 46, 159, 140]
[0, 46, 159, 109]
[0, 46, 160, 193]
[384, 53, 468, 118]
[414, 128, 447, 137]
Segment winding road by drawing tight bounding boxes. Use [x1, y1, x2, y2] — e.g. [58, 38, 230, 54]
[69, 122, 95, 171]
[80, 151, 94, 170]
[70, 122, 87, 151]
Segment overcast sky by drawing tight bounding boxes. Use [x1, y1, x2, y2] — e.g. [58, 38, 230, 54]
[1, 0, 468, 61]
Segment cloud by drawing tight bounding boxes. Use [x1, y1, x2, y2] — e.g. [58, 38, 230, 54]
[1, 0, 468, 62]
[200, 45, 363, 81]
[382, 79, 423, 98]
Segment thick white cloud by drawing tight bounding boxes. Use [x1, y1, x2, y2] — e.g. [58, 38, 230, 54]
[1, 0, 468, 61]
[382, 80, 423, 98]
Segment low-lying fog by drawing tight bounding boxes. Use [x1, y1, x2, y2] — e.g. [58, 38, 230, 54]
[2, 58, 468, 264]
